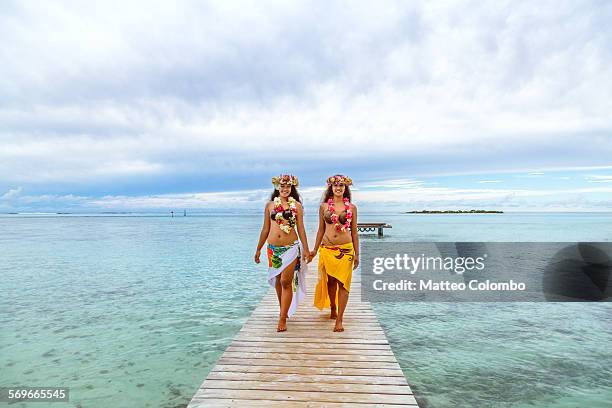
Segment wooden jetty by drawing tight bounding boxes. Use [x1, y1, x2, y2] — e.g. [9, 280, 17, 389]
[357, 222, 392, 237]
[187, 263, 420, 407]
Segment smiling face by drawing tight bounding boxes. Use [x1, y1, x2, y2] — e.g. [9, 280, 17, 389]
[278, 183, 292, 198]
[332, 182, 346, 198]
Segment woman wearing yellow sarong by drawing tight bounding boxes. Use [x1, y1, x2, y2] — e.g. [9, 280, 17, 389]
[311, 174, 359, 332]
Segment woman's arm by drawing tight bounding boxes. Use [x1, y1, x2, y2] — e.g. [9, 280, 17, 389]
[295, 202, 310, 262]
[254, 203, 271, 263]
[350, 204, 359, 269]
[311, 204, 325, 255]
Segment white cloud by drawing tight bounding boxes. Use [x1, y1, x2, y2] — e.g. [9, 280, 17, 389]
[360, 179, 426, 189]
[1, 186, 23, 200]
[586, 175, 612, 183]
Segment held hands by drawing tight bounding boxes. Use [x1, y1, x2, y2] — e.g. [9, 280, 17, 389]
[302, 249, 314, 264]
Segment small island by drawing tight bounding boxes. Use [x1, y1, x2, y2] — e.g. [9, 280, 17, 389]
[406, 210, 503, 214]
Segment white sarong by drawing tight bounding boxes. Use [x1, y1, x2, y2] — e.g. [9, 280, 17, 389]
[267, 241, 307, 317]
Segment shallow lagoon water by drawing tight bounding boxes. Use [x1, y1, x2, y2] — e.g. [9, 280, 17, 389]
[1, 212, 610, 407]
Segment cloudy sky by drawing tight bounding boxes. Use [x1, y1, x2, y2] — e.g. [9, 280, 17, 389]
[1, 0, 611, 212]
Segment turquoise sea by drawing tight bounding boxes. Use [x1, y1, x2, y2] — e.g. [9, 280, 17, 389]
[1, 211, 611, 408]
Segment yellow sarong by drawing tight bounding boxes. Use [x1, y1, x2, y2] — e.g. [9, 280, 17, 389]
[314, 242, 355, 310]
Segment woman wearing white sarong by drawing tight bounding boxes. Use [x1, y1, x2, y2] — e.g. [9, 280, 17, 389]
[254, 174, 311, 332]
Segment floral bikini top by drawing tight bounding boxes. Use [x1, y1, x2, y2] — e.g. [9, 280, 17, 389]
[270, 197, 297, 234]
[325, 198, 352, 232]
[324, 210, 347, 225]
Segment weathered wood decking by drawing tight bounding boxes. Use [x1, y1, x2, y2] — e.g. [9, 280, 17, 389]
[187, 263, 420, 407]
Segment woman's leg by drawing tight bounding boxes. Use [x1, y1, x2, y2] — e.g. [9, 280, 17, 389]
[277, 258, 297, 332]
[327, 275, 338, 319]
[275, 275, 282, 307]
[334, 284, 349, 332]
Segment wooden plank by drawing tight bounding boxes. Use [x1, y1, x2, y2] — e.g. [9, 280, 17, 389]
[237, 329, 388, 338]
[191, 389, 419, 405]
[248, 314, 376, 319]
[225, 346, 395, 356]
[206, 371, 409, 385]
[239, 328, 387, 336]
[199, 379, 413, 395]
[189, 400, 416, 408]
[234, 333, 389, 341]
[217, 357, 403, 370]
[244, 320, 381, 325]
[229, 341, 393, 350]
[221, 351, 399, 362]
[255, 303, 368, 308]
[232, 335, 390, 344]
[211, 364, 407, 377]
[242, 326, 384, 333]
[250, 310, 376, 318]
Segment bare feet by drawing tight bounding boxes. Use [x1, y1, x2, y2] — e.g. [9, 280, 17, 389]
[277, 316, 287, 332]
[330, 307, 337, 319]
[333, 319, 344, 332]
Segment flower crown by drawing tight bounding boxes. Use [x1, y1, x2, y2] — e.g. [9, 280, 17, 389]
[272, 174, 299, 188]
[326, 174, 353, 186]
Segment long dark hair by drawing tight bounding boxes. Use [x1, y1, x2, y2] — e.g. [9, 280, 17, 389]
[270, 185, 302, 203]
[322, 185, 351, 203]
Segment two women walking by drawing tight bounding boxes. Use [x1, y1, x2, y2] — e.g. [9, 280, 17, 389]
[254, 174, 359, 332]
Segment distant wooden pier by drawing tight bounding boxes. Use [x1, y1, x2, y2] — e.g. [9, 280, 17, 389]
[357, 222, 392, 237]
[187, 261, 420, 407]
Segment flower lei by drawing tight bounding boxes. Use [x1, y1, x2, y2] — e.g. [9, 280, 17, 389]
[273, 196, 297, 234]
[327, 197, 352, 232]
